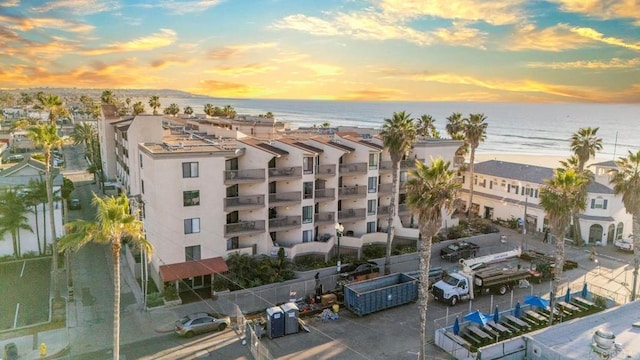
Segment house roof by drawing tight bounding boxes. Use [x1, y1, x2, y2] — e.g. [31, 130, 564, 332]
[327, 141, 355, 152]
[255, 142, 289, 156]
[590, 160, 617, 168]
[293, 142, 323, 154]
[159, 257, 228, 282]
[587, 181, 614, 194]
[473, 160, 553, 184]
[578, 214, 615, 221]
[358, 140, 384, 151]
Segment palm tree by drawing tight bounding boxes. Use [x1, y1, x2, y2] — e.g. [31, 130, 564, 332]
[26, 179, 48, 254]
[446, 112, 468, 168]
[148, 96, 161, 115]
[0, 188, 33, 258]
[184, 106, 193, 116]
[164, 103, 180, 116]
[539, 168, 587, 324]
[27, 124, 63, 282]
[222, 105, 235, 118]
[60, 193, 152, 360]
[132, 101, 145, 115]
[203, 103, 214, 116]
[18, 92, 34, 117]
[609, 150, 640, 301]
[416, 114, 437, 138]
[70, 123, 99, 181]
[101, 90, 117, 105]
[405, 158, 460, 360]
[38, 93, 69, 125]
[380, 111, 416, 275]
[463, 113, 488, 216]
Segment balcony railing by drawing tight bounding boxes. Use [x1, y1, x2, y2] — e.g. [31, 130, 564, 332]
[314, 212, 335, 225]
[314, 188, 335, 202]
[378, 183, 393, 194]
[224, 220, 266, 237]
[223, 194, 265, 211]
[400, 159, 424, 169]
[377, 205, 391, 217]
[316, 164, 336, 177]
[268, 166, 302, 180]
[379, 161, 393, 172]
[269, 216, 302, 230]
[224, 168, 265, 185]
[338, 208, 366, 221]
[338, 185, 367, 198]
[269, 191, 301, 205]
[398, 203, 411, 215]
[339, 162, 368, 175]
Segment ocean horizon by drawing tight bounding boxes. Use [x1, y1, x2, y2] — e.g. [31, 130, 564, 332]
[163, 97, 639, 161]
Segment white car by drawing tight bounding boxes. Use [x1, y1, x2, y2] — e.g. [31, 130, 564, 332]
[614, 237, 634, 252]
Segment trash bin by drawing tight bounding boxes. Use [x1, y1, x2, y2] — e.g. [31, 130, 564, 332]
[280, 302, 299, 335]
[4, 343, 18, 360]
[266, 306, 285, 339]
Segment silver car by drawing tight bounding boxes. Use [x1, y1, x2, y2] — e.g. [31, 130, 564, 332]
[174, 312, 230, 337]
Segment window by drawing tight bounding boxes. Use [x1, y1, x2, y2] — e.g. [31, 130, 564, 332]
[141, 180, 144, 194]
[400, 171, 408, 183]
[185, 245, 201, 261]
[367, 221, 376, 233]
[368, 176, 377, 193]
[489, 181, 493, 189]
[182, 162, 199, 178]
[226, 237, 239, 250]
[139, 154, 143, 168]
[303, 157, 314, 174]
[369, 153, 378, 170]
[184, 218, 200, 234]
[302, 230, 313, 243]
[303, 182, 313, 199]
[183, 190, 200, 206]
[367, 199, 377, 215]
[302, 206, 313, 224]
[501, 180, 506, 187]
[591, 198, 608, 209]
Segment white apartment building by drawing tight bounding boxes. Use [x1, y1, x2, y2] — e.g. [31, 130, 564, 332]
[460, 159, 631, 245]
[99, 106, 463, 291]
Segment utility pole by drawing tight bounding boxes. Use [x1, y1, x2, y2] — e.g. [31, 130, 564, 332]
[335, 222, 344, 273]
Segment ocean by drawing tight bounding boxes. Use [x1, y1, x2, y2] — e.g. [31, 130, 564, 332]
[163, 97, 639, 160]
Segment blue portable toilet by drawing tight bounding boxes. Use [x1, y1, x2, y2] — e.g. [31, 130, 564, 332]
[266, 306, 285, 339]
[280, 302, 300, 335]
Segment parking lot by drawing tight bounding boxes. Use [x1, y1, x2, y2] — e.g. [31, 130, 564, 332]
[0, 258, 51, 330]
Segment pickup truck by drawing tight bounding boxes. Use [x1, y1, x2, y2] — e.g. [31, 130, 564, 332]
[614, 237, 634, 252]
[440, 240, 479, 262]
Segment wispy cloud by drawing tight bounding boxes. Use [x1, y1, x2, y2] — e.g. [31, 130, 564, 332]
[377, 0, 526, 25]
[192, 79, 262, 97]
[0, 0, 19, 7]
[527, 57, 640, 69]
[338, 88, 407, 101]
[205, 63, 277, 76]
[137, 0, 221, 15]
[0, 14, 94, 33]
[149, 54, 192, 69]
[209, 42, 278, 60]
[550, 0, 640, 25]
[571, 27, 640, 51]
[82, 28, 177, 55]
[299, 63, 343, 76]
[31, 0, 119, 15]
[503, 23, 592, 51]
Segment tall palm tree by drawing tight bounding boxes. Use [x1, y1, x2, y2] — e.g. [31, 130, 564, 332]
[0, 188, 33, 258]
[405, 158, 460, 360]
[446, 112, 468, 168]
[132, 101, 145, 115]
[27, 124, 63, 282]
[164, 103, 180, 116]
[183, 106, 193, 116]
[416, 114, 438, 138]
[101, 90, 117, 105]
[60, 194, 152, 360]
[609, 150, 640, 301]
[38, 93, 69, 125]
[380, 111, 416, 274]
[148, 96, 161, 115]
[203, 103, 214, 116]
[26, 179, 48, 254]
[539, 168, 587, 324]
[463, 113, 488, 216]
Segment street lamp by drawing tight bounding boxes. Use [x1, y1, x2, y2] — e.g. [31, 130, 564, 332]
[335, 223, 344, 273]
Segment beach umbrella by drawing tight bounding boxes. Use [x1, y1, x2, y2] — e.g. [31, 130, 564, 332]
[493, 306, 500, 323]
[453, 317, 460, 335]
[464, 310, 491, 326]
[564, 287, 571, 303]
[514, 302, 522, 318]
[581, 283, 588, 298]
[524, 295, 549, 309]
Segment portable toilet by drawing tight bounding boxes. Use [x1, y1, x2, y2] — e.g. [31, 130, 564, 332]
[266, 306, 285, 339]
[280, 302, 300, 335]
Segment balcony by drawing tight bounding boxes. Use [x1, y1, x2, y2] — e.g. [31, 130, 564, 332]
[338, 185, 367, 199]
[377, 205, 391, 218]
[339, 162, 368, 175]
[316, 164, 336, 178]
[314, 211, 335, 225]
[224, 194, 265, 211]
[314, 188, 335, 202]
[379, 161, 393, 173]
[378, 183, 393, 194]
[399, 182, 407, 194]
[269, 191, 301, 206]
[400, 159, 424, 169]
[224, 168, 265, 185]
[268, 166, 302, 180]
[338, 208, 366, 221]
[269, 216, 302, 231]
[224, 220, 266, 237]
[398, 203, 411, 215]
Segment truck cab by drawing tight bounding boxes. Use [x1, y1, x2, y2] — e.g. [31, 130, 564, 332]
[431, 272, 473, 306]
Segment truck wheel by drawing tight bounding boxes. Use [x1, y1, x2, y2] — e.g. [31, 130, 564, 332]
[449, 296, 459, 306]
[497, 284, 508, 295]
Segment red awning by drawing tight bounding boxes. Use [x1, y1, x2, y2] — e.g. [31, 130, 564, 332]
[159, 257, 228, 282]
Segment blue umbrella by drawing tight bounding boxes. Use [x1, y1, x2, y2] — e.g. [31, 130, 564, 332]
[493, 306, 500, 323]
[514, 302, 522, 318]
[581, 283, 588, 298]
[464, 310, 491, 326]
[564, 287, 571, 303]
[524, 295, 550, 309]
[453, 317, 460, 335]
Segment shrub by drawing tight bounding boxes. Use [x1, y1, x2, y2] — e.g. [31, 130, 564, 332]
[22, 251, 38, 259]
[163, 285, 179, 301]
[146, 292, 163, 308]
[362, 244, 385, 259]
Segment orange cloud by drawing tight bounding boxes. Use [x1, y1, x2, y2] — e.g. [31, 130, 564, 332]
[149, 54, 192, 69]
[571, 26, 640, 51]
[0, 0, 19, 7]
[378, 0, 526, 25]
[527, 57, 640, 69]
[191, 80, 263, 97]
[208, 42, 278, 60]
[31, 0, 117, 15]
[0, 14, 94, 33]
[82, 29, 177, 55]
[338, 88, 407, 101]
[504, 23, 592, 51]
[205, 63, 277, 76]
[551, 0, 640, 25]
[300, 63, 343, 76]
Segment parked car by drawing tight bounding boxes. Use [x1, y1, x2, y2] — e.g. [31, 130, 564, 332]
[174, 312, 230, 338]
[69, 198, 81, 210]
[7, 154, 24, 163]
[339, 261, 380, 282]
[440, 240, 480, 262]
[614, 237, 634, 252]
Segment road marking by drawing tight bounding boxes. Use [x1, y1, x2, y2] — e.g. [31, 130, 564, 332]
[14, 303, 19, 328]
[20, 261, 26, 277]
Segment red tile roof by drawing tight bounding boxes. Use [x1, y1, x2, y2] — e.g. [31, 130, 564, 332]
[159, 257, 228, 282]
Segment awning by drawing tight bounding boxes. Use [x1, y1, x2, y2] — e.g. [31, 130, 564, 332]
[159, 257, 228, 283]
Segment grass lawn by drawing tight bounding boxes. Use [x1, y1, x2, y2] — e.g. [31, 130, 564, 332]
[0, 257, 51, 330]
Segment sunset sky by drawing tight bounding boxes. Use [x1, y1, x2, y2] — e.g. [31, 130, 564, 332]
[1, 0, 639, 102]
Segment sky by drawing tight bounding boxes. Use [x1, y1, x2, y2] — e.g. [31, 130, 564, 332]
[0, 0, 639, 102]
